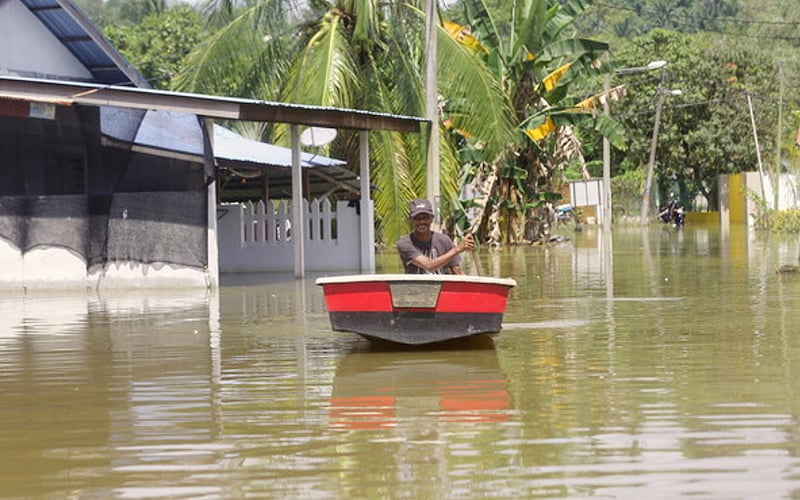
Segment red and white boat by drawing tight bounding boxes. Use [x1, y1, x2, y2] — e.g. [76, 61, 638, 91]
[316, 274, 516, 345]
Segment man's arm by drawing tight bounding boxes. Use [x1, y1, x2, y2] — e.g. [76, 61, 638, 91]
[409, 234, 474, 273]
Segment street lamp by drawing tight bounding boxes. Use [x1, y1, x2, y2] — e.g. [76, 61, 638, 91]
[617, 60, 667, 75]
[602, 60, 667, 233]
[641, 86, 682, 224]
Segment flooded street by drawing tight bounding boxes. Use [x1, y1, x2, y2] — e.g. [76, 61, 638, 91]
[2, 225, 800, 499]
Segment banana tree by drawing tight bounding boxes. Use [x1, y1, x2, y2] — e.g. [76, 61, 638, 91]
[444, 0, 620, 243]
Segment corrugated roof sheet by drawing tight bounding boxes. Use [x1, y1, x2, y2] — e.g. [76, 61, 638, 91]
[19, 0, 146, 87]
[100, 106, 345, 167]
[214, 125, 346, 168]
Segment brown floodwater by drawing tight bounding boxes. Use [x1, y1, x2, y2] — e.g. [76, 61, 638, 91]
[2, 224, 800, 499]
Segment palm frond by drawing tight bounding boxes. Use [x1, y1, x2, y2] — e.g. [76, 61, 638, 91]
[437, 127, 462, 210]
[363, 48, 423, 245]
[352, 0, 381, 45]
[379, 14, 425, 116]
[371, 130, 416, 245]
[286, 15, 361, 108]
[172, 3, 297, 97]
[200, 0, 240, 28]
[543, 2, 586, 39]
[522, 103, 626, 150]
[593, 114, 627, 150]
[437, 22, 517, 160]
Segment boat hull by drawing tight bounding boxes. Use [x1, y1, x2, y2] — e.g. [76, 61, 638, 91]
[316, 274, 516, 345]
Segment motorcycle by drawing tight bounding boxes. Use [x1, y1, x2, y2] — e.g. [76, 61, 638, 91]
[556, 204, 577, 225]
[658, 199, 685, 227]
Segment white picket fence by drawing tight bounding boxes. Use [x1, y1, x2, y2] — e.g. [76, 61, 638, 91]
[217, 198, 362, 272]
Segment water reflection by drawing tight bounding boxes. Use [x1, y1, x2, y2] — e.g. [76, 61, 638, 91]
[330, 338, 511, 430]
[0, 288, 221, 499]
[323, 339, 516, 500]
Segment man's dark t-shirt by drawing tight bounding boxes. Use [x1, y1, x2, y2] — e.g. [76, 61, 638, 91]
[396, 232, 461, 274]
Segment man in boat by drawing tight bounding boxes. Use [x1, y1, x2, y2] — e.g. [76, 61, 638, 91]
[396, 198, 475, 274]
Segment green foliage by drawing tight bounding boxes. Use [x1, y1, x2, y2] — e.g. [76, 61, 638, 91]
[104, 5, 203, 89]
[82, 0, 800, 242]
[75, 0, 168, 28]
[578, 0, 742, 39]
[575, 0, 800, 216]
[563, 159, 587, 181]
[739, 0, 800, 42]
[762, 209, 800, 232]
[72, 0, 107, 26]
[171, 2, 297, 99]
[604, 30, 782, 211]
[747, 189, 800, 232]
[611, 168, 645, 217]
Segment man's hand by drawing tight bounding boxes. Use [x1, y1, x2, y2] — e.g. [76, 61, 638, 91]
[457, 233, 476, 253]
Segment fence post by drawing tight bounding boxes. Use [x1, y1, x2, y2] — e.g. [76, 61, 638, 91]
[243, 201, 254, 244]
[309, 198, 320, 241]
[277, 200, 290, 242]
[255, 200, 266, 242]
[322, 198, 333, 241]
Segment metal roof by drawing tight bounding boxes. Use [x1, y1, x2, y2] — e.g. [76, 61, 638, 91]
[18, 0, 149, 87]
[0, 76, 426, 132]
[99, 106, 346, 168]
[214, 125, 346, 168]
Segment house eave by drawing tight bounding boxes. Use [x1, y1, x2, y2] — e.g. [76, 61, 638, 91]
[0, 76, 427, 133]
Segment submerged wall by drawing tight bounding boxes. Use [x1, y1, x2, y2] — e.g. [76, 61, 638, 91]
[0, 238, 212, 290]
[718, 172, 798, 229]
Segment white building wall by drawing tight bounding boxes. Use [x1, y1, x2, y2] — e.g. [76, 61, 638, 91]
[0, 0, 94, 80]
[217, 199, 362, 272]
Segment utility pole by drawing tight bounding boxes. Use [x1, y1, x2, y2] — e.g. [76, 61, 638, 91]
[641, 71, 680, 225]
[424, 0, 439, 223]
[602, 60, 666, 232]
[602, 72, 611, 233]
[641, 90, 666, 225]
[775, 64, 784, 211]
[747, 94, 768, 205]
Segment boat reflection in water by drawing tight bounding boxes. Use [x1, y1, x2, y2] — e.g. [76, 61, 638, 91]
[328, 337, 512, 430]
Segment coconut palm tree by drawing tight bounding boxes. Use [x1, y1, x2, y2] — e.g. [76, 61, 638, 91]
[173, 0, 516, 245]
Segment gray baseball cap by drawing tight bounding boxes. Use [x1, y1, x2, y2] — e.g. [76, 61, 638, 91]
[409, 199, 434, 217]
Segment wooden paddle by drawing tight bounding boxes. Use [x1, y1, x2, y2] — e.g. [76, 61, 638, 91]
[455, 225, 483, 276]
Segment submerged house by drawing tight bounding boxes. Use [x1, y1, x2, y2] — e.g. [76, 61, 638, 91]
[0, 0, 424, 289]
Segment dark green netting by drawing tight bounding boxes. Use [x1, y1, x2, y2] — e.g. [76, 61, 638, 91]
[0, 103, 209, 269]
